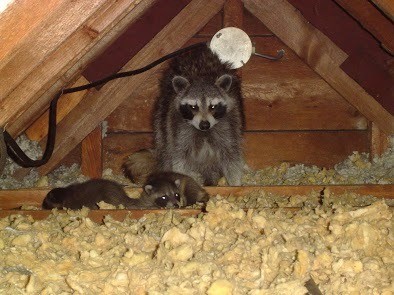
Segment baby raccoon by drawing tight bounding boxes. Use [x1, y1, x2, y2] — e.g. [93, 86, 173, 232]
[42, 179, 133, 210]
[139, 172, 209, 208]
[42, 175, 208, 210]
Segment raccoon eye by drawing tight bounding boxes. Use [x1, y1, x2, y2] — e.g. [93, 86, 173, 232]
[210, 105, 216, 110]
[155, 196, 169, 208]
[174, 193, 180, 201]
[190, 105, 198, 110]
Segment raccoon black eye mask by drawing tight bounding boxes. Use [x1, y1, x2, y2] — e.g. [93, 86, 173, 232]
[179, 103, 227, 121]
[210, 103, 227, 119]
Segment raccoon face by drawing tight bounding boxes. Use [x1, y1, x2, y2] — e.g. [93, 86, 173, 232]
[154, 192, 181, 208]
[144, 180, 182, 208]
[173, 74, 232, 131]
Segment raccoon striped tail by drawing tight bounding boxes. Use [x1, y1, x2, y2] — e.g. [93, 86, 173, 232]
[122, 149, 157, 185]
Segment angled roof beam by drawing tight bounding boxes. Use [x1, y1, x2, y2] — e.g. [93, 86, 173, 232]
[335, 0, 394, 54]
[371, 0, 394, 21]
[38, 0, 226, 175]
[243, 0, 394, 135]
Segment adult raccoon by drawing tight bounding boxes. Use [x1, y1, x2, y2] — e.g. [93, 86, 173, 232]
[153, 44, 245, 185]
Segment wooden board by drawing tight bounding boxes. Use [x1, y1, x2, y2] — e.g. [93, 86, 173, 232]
[36, 0, 227, 176]
[0, 209, 201, 223]
[81, 125, 103, 178]
[102, 130, 369, 174]
[371, 0, 394, 21]
[1, 184, 392, 209]
[0, 0, 105, 114]
[334, 0, 394, 54]
[4, 0, 157, 137]
[223, 0, 243, 28]
[243, 131, 369, 168]
[287, 0, 394, 116]
[84, 0, 191, 82]
[106, 36, 367, 132]
[244, 0, 394, 135]
[0, 0, 64, 62]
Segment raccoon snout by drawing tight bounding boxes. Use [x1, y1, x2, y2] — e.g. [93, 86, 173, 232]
[199, 120, 211, 131]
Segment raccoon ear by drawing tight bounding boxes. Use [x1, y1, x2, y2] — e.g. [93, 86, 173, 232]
[215, 74, 232, 92]
[174, 179, 181, 188]
[172, 76, 190, 94]
[144, 184, 153, 194]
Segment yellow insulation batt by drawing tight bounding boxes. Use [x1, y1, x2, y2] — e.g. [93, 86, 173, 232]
[0, 196, 392, 294]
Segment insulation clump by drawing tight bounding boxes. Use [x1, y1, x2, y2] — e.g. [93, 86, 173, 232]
[0, 198, 392, 294]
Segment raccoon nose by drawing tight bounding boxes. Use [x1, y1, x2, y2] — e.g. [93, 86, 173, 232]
[199, 120, 210, 131]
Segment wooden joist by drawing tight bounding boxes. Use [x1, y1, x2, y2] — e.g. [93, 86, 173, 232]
[243, 0, 394, 135]
[36, 0, 227, 176]
[0, 184, 392, 222]
[223, 0, 244, 28]
[2, 0, 157, 137]
[1, 0, 105, 123]
[2, 184, 392, 209]
[0, 209, 202, 223]
[81, 125, 103, 178]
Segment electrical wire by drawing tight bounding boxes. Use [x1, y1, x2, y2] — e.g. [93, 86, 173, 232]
[3, 42, 207, 168]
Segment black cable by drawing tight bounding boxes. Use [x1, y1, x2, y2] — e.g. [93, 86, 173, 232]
[3, 42, 207, 168]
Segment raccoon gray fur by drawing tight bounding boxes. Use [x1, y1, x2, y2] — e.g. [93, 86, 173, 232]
[140, 172, 209, 208]
[122, 149, 157, 185]
[42, 179, 135, 210]
[153, 45, 245, 186]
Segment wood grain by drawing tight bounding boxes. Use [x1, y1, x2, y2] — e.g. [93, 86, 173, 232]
[0, 0, 64, 62]
[102, 130, 369, 174]
[4, 0, 157, 137]
[371, 0, 394, 21]
[36, 0, 227, 176]
[1, 184, 392, 210]
[335, 0, 394, 54]
[244, 0, 394, 135]
[0, 0, 104, 102]
[81, 125, 103, 178]
[223, 0, 243, 28]
[370, 122, 390, 158]
[106, 36, 367, 132]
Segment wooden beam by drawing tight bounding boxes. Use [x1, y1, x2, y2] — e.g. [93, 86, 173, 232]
[334, 0, 394, 54]
[1, 185, 393, 209]
[0, 0, 105, 119]
[81, 125, 103, 178]
[223, 0, 243, 28]
[4, 0, 157, 137]
[243, 0, 394, 135]
[0, 0, 64, 62]
[0, 209, 201, 223]
[37, 0, 226, 175]
[370, 122, 390, 158]
[25, 77, 90, 141]
[371, 0, 394, 21]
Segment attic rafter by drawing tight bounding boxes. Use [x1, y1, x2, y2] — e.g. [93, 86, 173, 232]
[334, 0, 394, 54]
[3, 0, 157, 137]
[37, 0, 227, 175]
[243, 0, 394, 135]
[371, 0, 394, 21]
